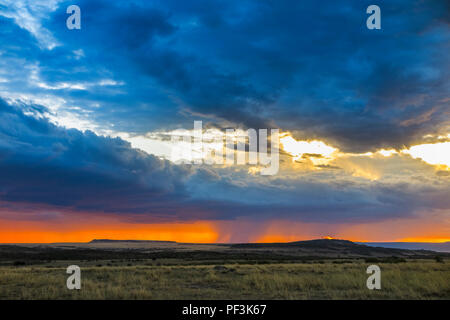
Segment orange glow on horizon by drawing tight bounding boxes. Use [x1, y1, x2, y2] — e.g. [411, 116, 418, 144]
[253, 234, 450, 243]
[0, 219, 219, 243]
[249, 218, 450, 244]
[255, 234, 303, 243]
[0, 216, 448, 244]
[398, 237, 450, 243]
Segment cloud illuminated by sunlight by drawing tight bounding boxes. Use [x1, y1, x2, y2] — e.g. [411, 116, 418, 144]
[280, 135, 337, 164]
[280, 134, 450, 174]
[403, 142, 450, 167]
[377, 149, 397, 157]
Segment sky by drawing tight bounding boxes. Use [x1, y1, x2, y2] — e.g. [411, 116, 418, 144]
[0, 0, 449, 243]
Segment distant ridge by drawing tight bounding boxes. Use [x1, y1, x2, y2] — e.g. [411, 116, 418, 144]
[232, 239, 356, 248]
[89, 239, 176, 244]
[230, 239, 450, 257]
[360, 242, 450, 253]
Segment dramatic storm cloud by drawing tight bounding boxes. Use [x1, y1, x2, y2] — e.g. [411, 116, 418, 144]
[0, 99, 192, 215]
[1, 98, 449, 225]
[1, 0, 448, 149]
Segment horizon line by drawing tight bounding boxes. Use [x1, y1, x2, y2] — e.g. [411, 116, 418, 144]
[1, 238, 449, 245]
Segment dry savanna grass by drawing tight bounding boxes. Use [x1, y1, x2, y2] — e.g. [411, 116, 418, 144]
[0, 260, 449, 299]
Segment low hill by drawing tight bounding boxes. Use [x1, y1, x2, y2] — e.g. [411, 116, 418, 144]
[89, 239, 176, 244]
[230, 239, 447, 258]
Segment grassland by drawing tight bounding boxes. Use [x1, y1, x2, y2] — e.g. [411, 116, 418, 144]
[0, 240, 448, 299]
[0, 259, 449, 299]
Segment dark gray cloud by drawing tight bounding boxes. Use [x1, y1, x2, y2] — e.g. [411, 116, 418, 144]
[1, 0, 448, 151]
[0, 99, 192, 215]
